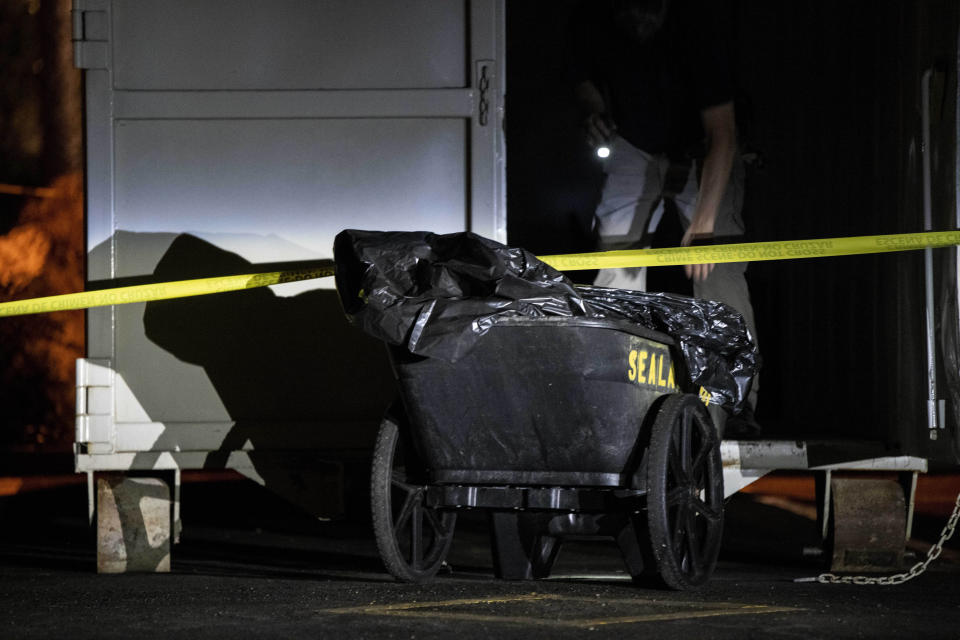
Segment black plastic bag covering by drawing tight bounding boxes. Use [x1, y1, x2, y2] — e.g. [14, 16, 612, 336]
[334, 229, 758, 412]
[577, 285, 757, 413]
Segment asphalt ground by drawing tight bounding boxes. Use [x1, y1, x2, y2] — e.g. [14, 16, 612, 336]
[1, 478, 959, 639]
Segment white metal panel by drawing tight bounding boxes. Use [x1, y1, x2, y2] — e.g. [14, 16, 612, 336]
[76, 0, 506, 470]
[468, 0, 507, 244]
[75, 359, 115, 452]
[112, 89, 475, 120]
[111, 118, 468, 269]
[112, 0, 467, 90]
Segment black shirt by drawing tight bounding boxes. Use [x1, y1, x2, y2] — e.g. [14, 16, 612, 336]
[567, 0, 734, 156]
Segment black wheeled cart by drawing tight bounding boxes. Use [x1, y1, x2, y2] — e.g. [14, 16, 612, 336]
[370, 316, 724, 590]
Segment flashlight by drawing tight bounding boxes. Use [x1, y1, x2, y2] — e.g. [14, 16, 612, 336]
[596, 145, 611, 159]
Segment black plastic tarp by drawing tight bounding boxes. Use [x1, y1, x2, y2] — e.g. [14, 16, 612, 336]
[334, 229, 758, 413]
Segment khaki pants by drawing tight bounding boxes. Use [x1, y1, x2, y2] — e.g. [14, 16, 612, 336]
[592, 136, 760, 410]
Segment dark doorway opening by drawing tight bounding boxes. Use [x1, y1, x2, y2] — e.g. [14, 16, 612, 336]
[505, 1, 959, 461]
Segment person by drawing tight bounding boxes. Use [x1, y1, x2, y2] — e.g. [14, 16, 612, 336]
[567, 0, 760, 432]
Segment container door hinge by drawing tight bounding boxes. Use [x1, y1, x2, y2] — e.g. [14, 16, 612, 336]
[72, 1, 109, 70]
[76, 358, 115, 454]
[475, 60, 493, 127]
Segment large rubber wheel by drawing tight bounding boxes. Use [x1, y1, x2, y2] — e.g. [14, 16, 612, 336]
[645, 393, 724, 589]
[371, 411, 456, 583]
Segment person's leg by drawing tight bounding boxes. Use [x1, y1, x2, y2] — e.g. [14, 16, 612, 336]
[592, 137, 664, 291]
[673, 157, 760, 415]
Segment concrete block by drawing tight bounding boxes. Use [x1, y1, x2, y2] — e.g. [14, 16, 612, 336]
[830, 476, 906, 572]
[97, 474, 171, 573]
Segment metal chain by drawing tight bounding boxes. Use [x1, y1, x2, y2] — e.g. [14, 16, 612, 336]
[797, 490, 960, 585]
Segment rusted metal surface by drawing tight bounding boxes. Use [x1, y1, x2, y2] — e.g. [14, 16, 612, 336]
[96, 474, 171, 573]
[830, 476, 906, 572]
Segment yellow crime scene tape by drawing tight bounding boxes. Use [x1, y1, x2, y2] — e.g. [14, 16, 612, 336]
[539, 229, 960, 271]
[0, 265, 335, 318]
[0, 230, 958, 318]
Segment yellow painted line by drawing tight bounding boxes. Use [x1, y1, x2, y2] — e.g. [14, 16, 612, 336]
[322, 593, 559, 615]
[379, 610, 584, 628]
[578, 604, 801, 628]
[318, 594, 801, 629]
[539, 230, 960, 271]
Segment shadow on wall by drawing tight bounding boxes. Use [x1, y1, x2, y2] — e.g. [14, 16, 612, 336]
[93, 233, 397, 518]
[142, 234, 393, 427]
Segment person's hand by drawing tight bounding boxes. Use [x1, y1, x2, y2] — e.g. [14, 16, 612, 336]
[583, 112, 615, 148]
[681, 223, 716, 282]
